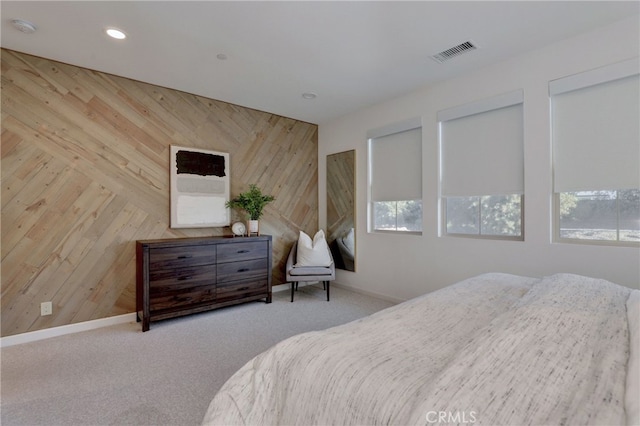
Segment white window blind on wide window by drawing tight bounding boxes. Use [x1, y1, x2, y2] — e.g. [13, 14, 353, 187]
[550, 58, 640, 192]
[368, 122, 422, 202]
[439, 90, 524, 197]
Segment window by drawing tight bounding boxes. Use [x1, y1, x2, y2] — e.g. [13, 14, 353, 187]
[372, 200, 423, 232]
[445, 195, 522, 237]
[550, 58, 639, 245]
[438, 90, 524, 239]
[558, 190, 640, 242]
[368, 118, 422, 233]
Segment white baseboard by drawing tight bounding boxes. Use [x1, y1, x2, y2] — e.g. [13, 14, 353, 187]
[2, 285, 323, 347]
[274, 281, 403, 304]
[1, 285, 399, 347]
[332, 282, 404, 304]
[272, 281, 326, 292]
[272, 282, 292, 292]
[0, 313, 137, 348]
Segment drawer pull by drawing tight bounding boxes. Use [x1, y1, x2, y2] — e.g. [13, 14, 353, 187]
[237, 250, 250, 254]
[177, 276, 193, 281]
[238, 268, 250, 272]
[177, 255, 192, 259]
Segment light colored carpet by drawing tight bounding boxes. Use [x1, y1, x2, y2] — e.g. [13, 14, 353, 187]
[1, 284, 394, 426]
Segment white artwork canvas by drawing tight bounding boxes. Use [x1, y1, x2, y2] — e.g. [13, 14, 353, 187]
[170, 145, 230, 228]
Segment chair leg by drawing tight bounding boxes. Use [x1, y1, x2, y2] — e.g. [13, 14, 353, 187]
[323, 281, 326, 290]
[326, 281, 330, 301]
[291, 282, 295, 302]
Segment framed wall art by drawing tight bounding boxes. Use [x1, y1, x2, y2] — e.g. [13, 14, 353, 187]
[170, 145, 230, 228]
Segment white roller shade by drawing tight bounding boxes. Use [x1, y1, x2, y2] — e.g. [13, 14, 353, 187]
[552, 72, 640, 192]
[440, 96, 524, 197]
[369, 127, 422, 202]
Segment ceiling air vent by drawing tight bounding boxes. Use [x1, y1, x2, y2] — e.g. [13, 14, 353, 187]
[430, 41, 477, 64]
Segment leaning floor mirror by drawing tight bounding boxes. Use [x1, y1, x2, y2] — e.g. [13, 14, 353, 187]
[327, 150, 356, 271]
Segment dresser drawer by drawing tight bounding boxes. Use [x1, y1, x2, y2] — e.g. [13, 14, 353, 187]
[149, 265, 216, 291]
[217, 278, 269, 303]
[149, 285, 216, 313]
[217, 241, 268, 263]
[217, 258, 268, 283]
[149, 245, 216, 270]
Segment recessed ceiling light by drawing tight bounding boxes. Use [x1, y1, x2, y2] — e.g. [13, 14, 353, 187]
[302, 92, 317, 100]
[106, 27, 126, 40]
[11, 19, 37, 34]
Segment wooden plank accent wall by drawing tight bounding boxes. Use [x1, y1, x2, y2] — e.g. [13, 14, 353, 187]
[1, 49, 318, 337]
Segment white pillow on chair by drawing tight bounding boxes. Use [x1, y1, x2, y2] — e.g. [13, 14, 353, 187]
[296, 230, 332, 267]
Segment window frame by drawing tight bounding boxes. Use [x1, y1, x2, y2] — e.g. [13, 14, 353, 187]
[553, 190, 639, 247]
[550, 58, 639, 247]
[367, 117, 423, 235]
[438, 90, 525, 241]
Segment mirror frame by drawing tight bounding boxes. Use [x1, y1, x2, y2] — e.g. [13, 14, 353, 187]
[326, 150, 356, 272]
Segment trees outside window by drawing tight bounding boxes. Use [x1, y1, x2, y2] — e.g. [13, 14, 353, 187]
[373, 200, 422, 232]
[558, 189, 640, 243]
[446, 195, 522, 237]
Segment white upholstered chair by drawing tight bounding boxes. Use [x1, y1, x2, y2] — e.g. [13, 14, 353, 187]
[286, 241, 335, 302]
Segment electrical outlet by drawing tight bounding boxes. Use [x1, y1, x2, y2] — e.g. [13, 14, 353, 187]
[40, 301, 52, 316]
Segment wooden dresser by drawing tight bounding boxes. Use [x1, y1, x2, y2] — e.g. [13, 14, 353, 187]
[136, 235, 272, 331]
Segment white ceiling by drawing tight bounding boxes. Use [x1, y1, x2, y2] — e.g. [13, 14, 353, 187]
[1, 1, 638, 125]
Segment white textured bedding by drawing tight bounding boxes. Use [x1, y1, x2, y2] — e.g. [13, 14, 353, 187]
[202, 273, 638, 426]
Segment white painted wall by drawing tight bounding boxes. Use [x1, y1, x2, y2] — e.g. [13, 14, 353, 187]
[319, 16, 640, 302]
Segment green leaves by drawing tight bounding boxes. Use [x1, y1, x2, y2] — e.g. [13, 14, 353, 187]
[226, 184, 275, 220]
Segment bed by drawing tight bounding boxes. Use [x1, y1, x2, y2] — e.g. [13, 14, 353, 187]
[202, 273, 639, 425]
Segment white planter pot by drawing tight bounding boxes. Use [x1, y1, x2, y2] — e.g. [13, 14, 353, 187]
[248, 220, 259, 235]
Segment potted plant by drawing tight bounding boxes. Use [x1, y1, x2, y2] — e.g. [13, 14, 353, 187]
[226, 184, 275, 235]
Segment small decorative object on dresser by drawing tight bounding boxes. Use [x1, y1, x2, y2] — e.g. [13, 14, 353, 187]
[226, 184, 275, 236]
[231, 221, 246, 237]
[136, 235, 272, 331]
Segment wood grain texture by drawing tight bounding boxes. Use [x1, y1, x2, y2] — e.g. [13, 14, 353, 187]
[1, 49, 318, 337]
[327, 150, 355, 243]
